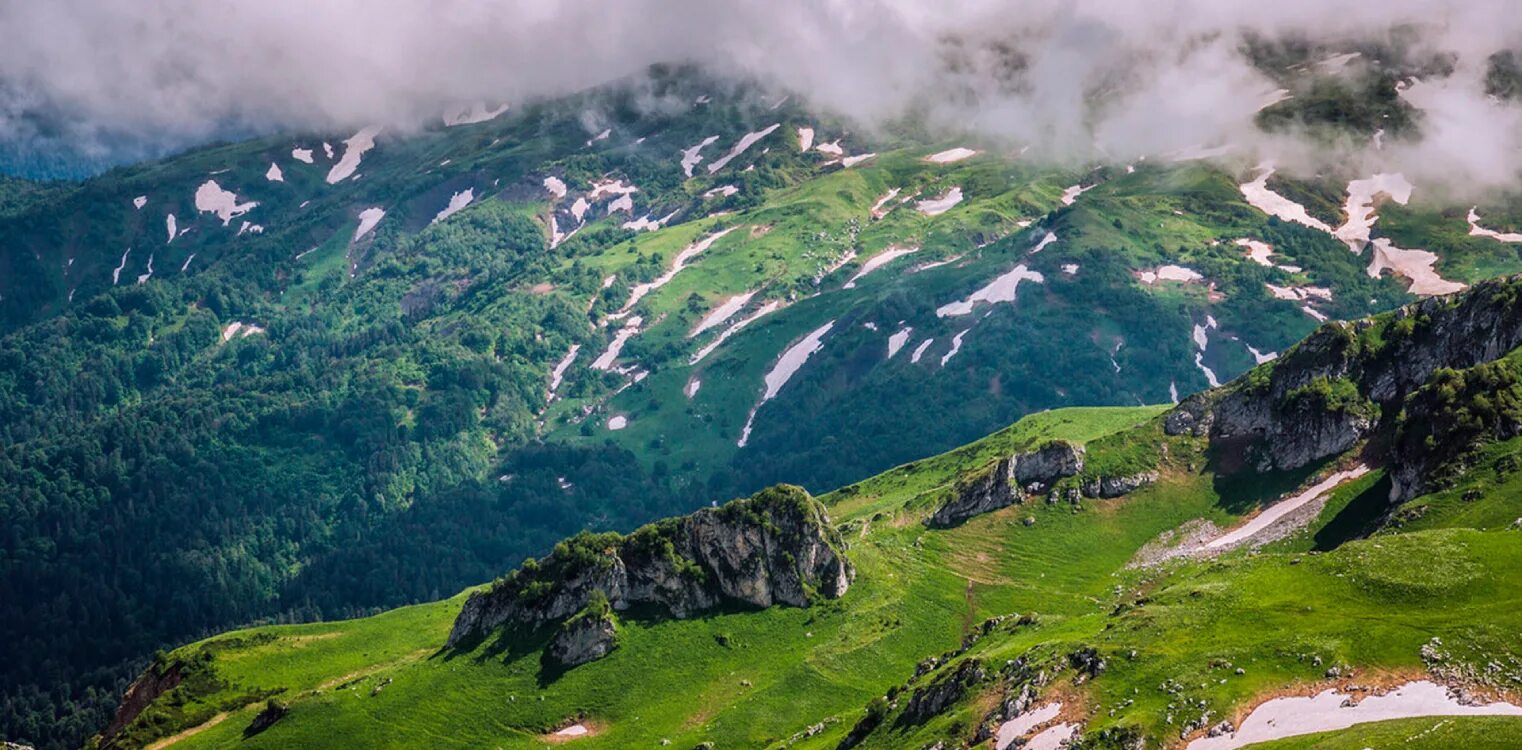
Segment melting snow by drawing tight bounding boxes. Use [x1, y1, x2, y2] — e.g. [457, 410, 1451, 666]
[1246, 344, 1277, 364]
[1238, 165, 1334, 233]
[585, 128, 611, 147]
[194, 180, 259, 226]
[326, 126, 381, 184]
[587, 179, 638, 203]
[165, 215, 177, 243]
[354, 207, 385, 241]
[841, 153, 877, 167]
[443, 101, 508, 126]
[265, 163, 283, 182]
[1061, 183, 1091, 206]
[322, 142, 334, 159]
[796, 127, 815, 152]
[1186, 680, 1519, 750]
[887, 327, 913, 358]
[1335, 173, 1413, 253]
[1367, 238, 1465, 296]
[1031, 232, 1059, 253]
[911, 339, 934, 363]
[1170, 381, 1180, 403]
[180, 254, 195, 272]
[135, 253, 154, 285]
[548, 344, 580, 395]
[845, 245, 919, 288]
[1467, 207, 1522, 243]
[705, 185, 740, 199]
[708, 125, 780, 174]
[614, 227, 736, 318]
[926, 147, 978, 164]
[112, 248, 131, 285]
[684, 379, 701, 399]
[591, 316, 643, 371]
[607, 415, 628, 431]
[870, 188, 901, 219]
[543, 176, 567, 199]
[681, 136, 720, 177]
[133, 195, 147, 210]
[691, 291, 757, 337]
[291, 147, 314, 164]
[996, 703, 1063, 750]
[1137, 265, 1204, 285]
[738, 321, 834, 447]
[1203, 465, 1371, 552]
[916, 187, 964, 216]
[936, 264, 1044, 317]
[1061, 263, 1079, 275]
[940, 329, 969, 366]
[815, 140, 844, 157]
[607, 194, 633, 214]
[690, 300, 782, 364]
[1025, 724, 1078, 750]
[220, 322, 265, 341]
[552, 724, 591, 738]
[431, 189, 474, 225]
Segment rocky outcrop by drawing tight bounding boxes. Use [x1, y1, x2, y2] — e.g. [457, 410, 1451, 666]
[447, 484, 852, 648]
[897, 658, 988, 727]
[928, 457, 1018, 528]
[1167, 277, 1522, 474]
[99, 660, 184, 746]
[1080, 471, 1158, 498]
[1012, 441, 1085, 487]
[928, 441, 1087, 528]
[545, 604, 619, 668]
[1164, 276, 1522, 506]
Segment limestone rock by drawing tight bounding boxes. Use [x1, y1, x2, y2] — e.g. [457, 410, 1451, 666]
[928, 457, 1018, 528]
[546, 608, 619, 668]
[447, 485, 852, 647]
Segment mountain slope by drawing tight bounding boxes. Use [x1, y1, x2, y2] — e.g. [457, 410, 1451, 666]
[6, 62, 1522, 748]
[94, 279, 1522, 749]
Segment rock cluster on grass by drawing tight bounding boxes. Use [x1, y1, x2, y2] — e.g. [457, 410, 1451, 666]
[447, 485, 853, 652]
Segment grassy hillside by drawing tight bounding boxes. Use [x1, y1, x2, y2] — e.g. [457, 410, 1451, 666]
[95, 395, 1522, 749]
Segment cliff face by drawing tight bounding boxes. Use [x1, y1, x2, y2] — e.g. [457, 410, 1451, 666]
[447, 484, 853, 648]
[1167, 276, 1522, 499]
[98, 660, 184, 747]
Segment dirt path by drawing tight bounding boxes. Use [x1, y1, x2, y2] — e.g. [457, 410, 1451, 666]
[145, 711, 231, 750]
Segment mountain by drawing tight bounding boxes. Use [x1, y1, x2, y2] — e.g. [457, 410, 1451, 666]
[5, 58, 1522, 749]
[91, 276, 1522, 749]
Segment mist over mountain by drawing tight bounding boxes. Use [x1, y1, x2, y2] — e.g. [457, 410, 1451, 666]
[4, 0, 1522, 190]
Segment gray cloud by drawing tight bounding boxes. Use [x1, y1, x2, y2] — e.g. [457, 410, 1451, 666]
[2, 0, 1520, 192]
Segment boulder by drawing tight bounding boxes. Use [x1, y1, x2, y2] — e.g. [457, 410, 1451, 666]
[1012, 441, 1085, 485]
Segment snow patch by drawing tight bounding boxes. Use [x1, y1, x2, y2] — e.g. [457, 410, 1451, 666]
[910, 339, 934, 363]
[704, 185, 739, 199]
[133, 195, 147, 210]
[614, 227, 736, 319]
[916, 187, 964, 216]
[1061, 183, 1091, 206]
[1335, 173, 1414, 253]
[1137, 265, 1204, 285]
[708, 125, 779, 174]
[738, 321, 833, 447]
[325, 126, 381, 184]
[265, 163, 283, 182]
[431, 189, 474, 225]
[940, 329, 969, 366]
[796, 127, 815, 152]
[936, 264, 1044, 317]
[681, 136, 719, 177]
[1366, 238, 1465, 296]
[1031, 232, 1059, 254]
[548, 344, 580, 395]
[996, 703, 1063, 750]
[1239, 165, 1334, 233]
[291, 147, 314, 164]
[691, 291, 757, 337]
[841, 153, 877, 167]
[887, 327, 913, 358]
[1467, 207, 1522, 243]
[194, 180, 259, 225]
[1186, 680, 1518, 750]
[354, 207, 385, 241]
[591, 317, 642, 371]
[870, 188, 901, 219]
[607, 415, 627, 431]
[690, 300, 782, 365]
[543, 176, 567, 199]
[845, 245, 919, 288]
[926, 147, 978, 164]
[165, 215, 177, 243]
[112, 248, 131, 285]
